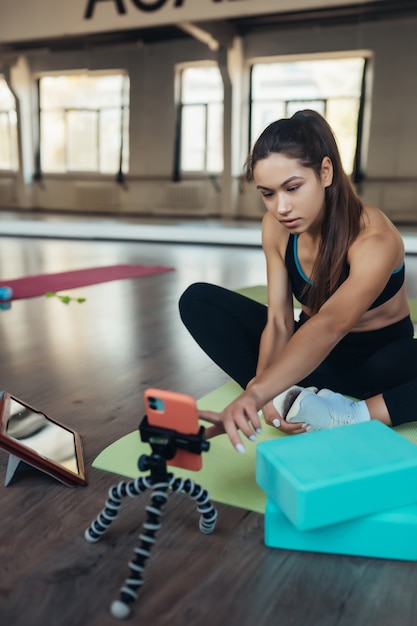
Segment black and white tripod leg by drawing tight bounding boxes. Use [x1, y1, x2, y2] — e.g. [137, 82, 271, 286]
[110, 481, 169, 620]
[84, 476, 151, 543]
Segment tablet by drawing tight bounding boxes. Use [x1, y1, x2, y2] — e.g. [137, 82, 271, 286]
[0, 391, 87, 487]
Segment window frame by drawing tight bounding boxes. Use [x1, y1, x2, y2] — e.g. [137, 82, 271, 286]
[36, 70, 130, 179]
[248, 52, 372, 179]
[175, 63, 224, 179]
[0, 77, 18, 173]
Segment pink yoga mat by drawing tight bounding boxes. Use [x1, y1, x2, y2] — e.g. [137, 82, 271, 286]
[0, 264, 175, 300]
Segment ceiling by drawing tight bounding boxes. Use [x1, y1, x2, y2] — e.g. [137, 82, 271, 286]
[2, 0, 416, 54]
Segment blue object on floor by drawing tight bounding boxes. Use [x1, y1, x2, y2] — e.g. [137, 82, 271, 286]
[264, 498, 417, 561]
[256, 421, 417, 530]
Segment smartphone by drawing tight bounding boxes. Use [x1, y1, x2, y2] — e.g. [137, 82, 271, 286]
[144, 388, 202, 471]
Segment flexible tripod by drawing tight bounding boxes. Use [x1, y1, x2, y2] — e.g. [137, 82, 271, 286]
[84, 416, 217, 620]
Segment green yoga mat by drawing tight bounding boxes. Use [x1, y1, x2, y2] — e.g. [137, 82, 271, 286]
[93, 380, 417, 514]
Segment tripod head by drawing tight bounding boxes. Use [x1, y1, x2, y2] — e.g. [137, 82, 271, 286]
[138, 415, 210, 480]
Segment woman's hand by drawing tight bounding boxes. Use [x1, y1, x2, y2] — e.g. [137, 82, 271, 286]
[199, 389, 262, 453]
[248, 374, 306, 435]
[262, 400, 307, 435]
[198, 409, 226, 439]
[200, 389, 306, 453]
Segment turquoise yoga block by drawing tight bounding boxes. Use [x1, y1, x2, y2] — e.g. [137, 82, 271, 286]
[264, 498, 417, 561]
[256, 421, 417, 531]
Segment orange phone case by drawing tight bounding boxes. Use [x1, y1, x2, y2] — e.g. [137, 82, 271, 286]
[144, 388, 202, 471]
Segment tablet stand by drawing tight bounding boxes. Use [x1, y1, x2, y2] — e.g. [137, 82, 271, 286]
[3, 453, 63, 486]
[84, 416, 217, 620]
[5, 453, 28, 486]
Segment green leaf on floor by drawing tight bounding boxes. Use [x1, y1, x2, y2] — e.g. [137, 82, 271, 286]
[44, 292, 86, 304]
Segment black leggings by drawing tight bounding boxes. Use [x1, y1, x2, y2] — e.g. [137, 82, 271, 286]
[179, 282, 417, 427]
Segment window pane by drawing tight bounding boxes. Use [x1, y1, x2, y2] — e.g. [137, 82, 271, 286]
[0, 79, 18, 171]
[99, 108, 122, 173]
[121, 108, 130, 174]
[252, 59, 364, 100]
[180, 66, 224, 174]
[206, 103, 223, 173]
[0, 111, 18, 171]
[0, 113, 11, 168]
[40, 75, 127, 109]
[41, 111, 66, 172]
[181, 104, 206, 171]
[67, 110, 98, 171]
[250, 102, 286, 148]
[9, 111, 18, 170]
[0, 78, 15, 109]
[327, 98, 361, 174]
[182, 67, 223, 104]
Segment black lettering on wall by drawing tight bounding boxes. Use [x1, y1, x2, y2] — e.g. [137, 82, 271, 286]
[84, 0, 245, 22]
[130, 0, 184, 11]
[84, 0, 127, 19]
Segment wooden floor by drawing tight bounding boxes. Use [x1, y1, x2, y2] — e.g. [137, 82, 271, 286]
[1, 233, 417, 626]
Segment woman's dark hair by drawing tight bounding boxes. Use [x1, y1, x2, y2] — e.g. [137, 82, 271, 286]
[247, 109, 363, 314]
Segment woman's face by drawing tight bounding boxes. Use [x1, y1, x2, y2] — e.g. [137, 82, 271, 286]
[253, 153, 333, 234]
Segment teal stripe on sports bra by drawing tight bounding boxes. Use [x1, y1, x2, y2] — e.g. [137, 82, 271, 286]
[293, 234, 313, 285]
[293, 234, 404, 284]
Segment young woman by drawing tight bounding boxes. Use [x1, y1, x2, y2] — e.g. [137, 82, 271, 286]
[179, 110, 417, 453]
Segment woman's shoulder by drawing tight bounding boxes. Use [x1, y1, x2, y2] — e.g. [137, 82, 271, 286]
[262, 212, 290, 257]
[352, 204, 404, 262]
[361, 204, 399, 232]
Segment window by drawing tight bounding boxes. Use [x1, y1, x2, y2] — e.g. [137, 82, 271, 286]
[0, 77, 18, 171]
[250, 57, 367, 175]
[39, 73, 129, 175]
[179, 66, 223, 174]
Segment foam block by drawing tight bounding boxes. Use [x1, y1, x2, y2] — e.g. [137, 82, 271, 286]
[264, 498, 417, 561]
[256, 421, 417, 530]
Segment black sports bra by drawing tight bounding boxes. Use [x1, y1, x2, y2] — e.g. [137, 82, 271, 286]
[285, 234, 405, 310]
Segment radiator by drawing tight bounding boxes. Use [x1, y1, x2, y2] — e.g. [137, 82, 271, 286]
[0, 179, 17, 206]
[75, 183, 116, 211]
[164, 184, 203, 210]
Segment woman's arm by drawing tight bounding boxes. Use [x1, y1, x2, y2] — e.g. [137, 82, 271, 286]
[247, 213, 306, 432]
[255, 213, 295, 375]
